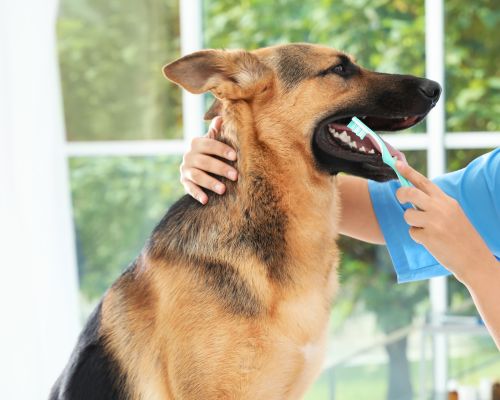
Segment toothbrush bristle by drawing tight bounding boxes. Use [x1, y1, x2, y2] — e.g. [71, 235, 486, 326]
[347, 120, 366, 139]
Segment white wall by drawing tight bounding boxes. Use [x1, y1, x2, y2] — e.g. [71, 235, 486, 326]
[0, 0, 80, 398]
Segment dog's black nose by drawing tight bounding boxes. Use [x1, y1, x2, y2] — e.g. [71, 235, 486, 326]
[419, 80, 442, 104]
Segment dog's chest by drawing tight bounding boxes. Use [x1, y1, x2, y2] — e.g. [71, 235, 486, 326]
[249, 301, 330, 400]
[260, 284, 333, 390]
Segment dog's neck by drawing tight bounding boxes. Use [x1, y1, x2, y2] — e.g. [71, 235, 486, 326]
[146, 102, 339, 286]
[216, 101, 334, 205]
[214, 103, 339, 280]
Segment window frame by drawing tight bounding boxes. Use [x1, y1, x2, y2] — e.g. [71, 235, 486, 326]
[63, 0, 500, 397]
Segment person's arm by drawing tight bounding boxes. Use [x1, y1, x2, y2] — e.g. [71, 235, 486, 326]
[337, 175, 384, 245]
[395, 161, 500, 350]
[466, 260, 500, 350]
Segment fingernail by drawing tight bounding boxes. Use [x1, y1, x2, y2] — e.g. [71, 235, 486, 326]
[198, 195, 207, 205]
[227, 170, 237, 180]
[214, 183, 224, 194]
[226, 151, 236, 160]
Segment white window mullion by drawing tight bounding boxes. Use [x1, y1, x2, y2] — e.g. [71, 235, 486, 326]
[180, 0, 204, 143]
[445, 132, 500, 149]
[65, 140, 186, 157]
[64, 132, 500, 157]
[425, 0, 448, 397]
[379, 132, 500, 151]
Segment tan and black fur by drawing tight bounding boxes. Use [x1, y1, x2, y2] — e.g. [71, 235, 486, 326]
[50, 43, 441, 400]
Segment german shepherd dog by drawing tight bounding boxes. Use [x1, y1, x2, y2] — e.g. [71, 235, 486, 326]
[50, 44, 440, 399]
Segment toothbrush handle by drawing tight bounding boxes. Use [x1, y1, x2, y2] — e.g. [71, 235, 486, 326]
[396, 173, 412, 187]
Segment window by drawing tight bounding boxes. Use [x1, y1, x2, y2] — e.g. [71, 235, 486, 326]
[58, 0, 182, 141]
[57, 0, 184, 316]
[58, 0, 500, 398]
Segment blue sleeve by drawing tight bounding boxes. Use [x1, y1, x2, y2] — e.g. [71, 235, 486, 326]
[368, 148, 500, 283]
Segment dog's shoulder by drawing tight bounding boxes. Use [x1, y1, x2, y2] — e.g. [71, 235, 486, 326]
[146, 194, 206, 259]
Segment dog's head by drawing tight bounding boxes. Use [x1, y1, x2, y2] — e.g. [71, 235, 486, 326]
[163, 44, 441, 181]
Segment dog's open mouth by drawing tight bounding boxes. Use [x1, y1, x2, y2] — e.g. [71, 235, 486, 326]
[327, 115, 423, 162]
[312, 113, 426, 181]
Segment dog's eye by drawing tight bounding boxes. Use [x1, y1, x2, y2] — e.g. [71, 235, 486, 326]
[330, 64, 346, 75]
[318, 63, 351, 78]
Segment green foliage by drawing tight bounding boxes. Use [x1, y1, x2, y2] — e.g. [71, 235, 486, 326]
[57, 0, 182, 140]
[445, 0, 500, 132]
[202, 0, 498, 332]
[69, 156, 184, 300]
[60, 0, 497, 340]
[59, 2, 497, 397]
[204, 0, 425, 75]
[204, 0, 499, 134]
[204, 0, 433, 330]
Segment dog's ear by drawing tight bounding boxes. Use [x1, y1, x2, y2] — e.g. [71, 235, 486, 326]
[163, 49, 272, 100]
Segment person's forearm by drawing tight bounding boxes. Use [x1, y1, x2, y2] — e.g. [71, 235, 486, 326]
[462, 258, 500, 350]
[337, 175, 385, 245]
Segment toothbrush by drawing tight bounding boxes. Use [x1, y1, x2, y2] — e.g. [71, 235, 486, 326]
[347, 117, 411, 187]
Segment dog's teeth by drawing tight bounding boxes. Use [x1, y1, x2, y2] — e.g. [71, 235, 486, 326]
[329, 127, 343, 139]
[339, 132, 350, 144]
[368, 149, 375, 154]
[359, 146, 366, 152]
[350, 141, 358, 149]
[403, 117, 408, 120]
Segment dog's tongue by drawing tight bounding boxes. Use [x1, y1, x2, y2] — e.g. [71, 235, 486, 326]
[365, 134, 407, 164]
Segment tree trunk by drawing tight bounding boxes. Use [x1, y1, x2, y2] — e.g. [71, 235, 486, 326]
[385, 336, 413, 400]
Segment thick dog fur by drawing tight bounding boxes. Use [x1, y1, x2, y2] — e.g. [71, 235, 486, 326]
[51, 43, 440, 400]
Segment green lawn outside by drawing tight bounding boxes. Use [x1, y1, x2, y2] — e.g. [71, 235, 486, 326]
[304, 351, 500, 400]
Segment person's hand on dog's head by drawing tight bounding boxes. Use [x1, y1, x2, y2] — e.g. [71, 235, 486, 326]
[180, 117, 238, 204]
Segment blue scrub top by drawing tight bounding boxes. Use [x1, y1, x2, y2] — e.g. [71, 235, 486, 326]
[368, 148, 500, 283]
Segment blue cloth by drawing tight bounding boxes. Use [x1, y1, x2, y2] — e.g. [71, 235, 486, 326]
[368, 148, 500, 283]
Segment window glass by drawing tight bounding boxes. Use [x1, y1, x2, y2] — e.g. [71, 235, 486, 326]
[60, 0, 499, 397]
[446, 148, 499, 388]
[204, 0, 427, 134]
[69, 156, 184, 314]
[58, 0, 182, 141]
[445, 2, 500, 132]
[203, 1, 436, 397]
[303, 151, 428, 399]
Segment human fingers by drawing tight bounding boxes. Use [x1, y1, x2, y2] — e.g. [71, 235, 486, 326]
[191, 136, 237, 161]
[396, 161, 440, 196]
[182, 179, 208, 205]
[182, 167, 226, 195]
[403, 208, 429, 228]
[396, 186, 431, 210]
[408, 226, 425, 244]
[186, 153, 238, 181]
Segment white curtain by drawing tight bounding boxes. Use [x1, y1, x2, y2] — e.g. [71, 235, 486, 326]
[0, 0, 80, 398]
